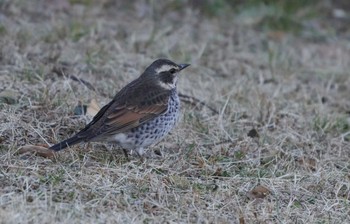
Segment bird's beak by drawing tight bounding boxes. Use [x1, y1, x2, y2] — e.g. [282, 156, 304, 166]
[178, 64, 190, 71]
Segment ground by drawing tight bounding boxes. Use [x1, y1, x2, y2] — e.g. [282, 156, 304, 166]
[0, 0, 350, 223]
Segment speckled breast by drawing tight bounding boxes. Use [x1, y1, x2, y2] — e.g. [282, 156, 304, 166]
[121, 93, 180, 150]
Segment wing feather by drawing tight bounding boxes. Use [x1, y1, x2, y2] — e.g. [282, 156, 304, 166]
[76, 82, 171, 141]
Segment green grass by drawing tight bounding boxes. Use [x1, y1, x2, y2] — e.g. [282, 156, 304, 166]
[233, 0, 320, 34]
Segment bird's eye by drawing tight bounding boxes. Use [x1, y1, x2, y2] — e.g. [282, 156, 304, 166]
[169, 68, 176, 74]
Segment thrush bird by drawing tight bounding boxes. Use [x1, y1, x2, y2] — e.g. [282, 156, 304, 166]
[50, 59, 190, 157]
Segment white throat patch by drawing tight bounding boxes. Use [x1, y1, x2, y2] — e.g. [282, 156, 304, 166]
[158, 76, 178, 90]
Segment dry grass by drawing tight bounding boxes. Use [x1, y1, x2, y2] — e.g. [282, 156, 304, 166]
[1, 0, 350, 223]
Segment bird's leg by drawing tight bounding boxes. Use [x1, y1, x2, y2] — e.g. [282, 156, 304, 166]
[135, 147, 145, 163]
[122, 148, 130, 161]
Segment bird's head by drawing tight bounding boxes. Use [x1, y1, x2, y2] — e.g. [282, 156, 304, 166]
[142, 59, 190, 90]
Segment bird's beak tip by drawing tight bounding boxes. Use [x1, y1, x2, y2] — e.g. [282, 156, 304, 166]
[179, 63, 190, 70]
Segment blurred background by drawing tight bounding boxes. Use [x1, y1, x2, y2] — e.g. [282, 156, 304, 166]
[1, 0, 349, 67]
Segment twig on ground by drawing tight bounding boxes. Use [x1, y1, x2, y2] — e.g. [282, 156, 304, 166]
[178, 93, 219, 115]
[69, 75, 96, 92]
[52, 65, 96, 92]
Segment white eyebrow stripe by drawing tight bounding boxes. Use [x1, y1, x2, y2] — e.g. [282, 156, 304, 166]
[155, 65, 177, 73]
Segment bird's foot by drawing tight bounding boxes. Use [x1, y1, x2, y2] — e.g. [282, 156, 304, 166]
[135, 148, 146, 163]
[122, 148, 130, 161]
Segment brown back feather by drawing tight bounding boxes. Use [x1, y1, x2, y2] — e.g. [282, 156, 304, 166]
[75, 78, 171, 141]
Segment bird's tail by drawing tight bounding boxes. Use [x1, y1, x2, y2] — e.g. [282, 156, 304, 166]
[49, 135, 83, 151]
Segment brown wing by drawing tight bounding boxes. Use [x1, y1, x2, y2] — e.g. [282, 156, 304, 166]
[75, 80, 171, 141]
[101, 102, 168, 135]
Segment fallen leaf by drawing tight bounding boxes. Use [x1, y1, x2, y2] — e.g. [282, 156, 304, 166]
[213, 167, 223, 176]
[18, 145, 56, 159]
[239, 216, 245, 224]
[196, 156, 205, 168]
[297, 156, 317, 171]
[247, 185, 270, 200]
[267, 31, 286, 41]
[0, 89, 19, 105]
[87, 99, 100, 116]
